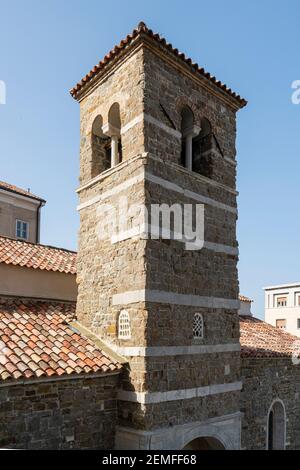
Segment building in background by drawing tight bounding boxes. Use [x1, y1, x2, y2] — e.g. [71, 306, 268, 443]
[239, 295, 253, 316]
[239, 296, 300, 451]
[0, 180, 45, 243]
[264, 283, 300, 337]
[0, 180, 77, 302]
[0, 236, 77, 302]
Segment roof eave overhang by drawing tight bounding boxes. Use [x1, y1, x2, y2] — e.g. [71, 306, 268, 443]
[70, 25, 247, 112]
[0, 187, 46, 205]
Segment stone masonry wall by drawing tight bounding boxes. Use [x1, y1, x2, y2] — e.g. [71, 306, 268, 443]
[0, 200, 38, 243]
[241, 358, 300, 450]
[76, 157, 148, 345]
[0, 374, 119, 449]
[79, 47, 146, 186]
[76, 38, 243, 440]
[130, 81, 240, 427]
[118, 391, 241, 431]
[143, 46, 238, 189]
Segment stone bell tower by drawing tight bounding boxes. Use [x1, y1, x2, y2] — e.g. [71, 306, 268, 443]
[71, 22, 247, 450]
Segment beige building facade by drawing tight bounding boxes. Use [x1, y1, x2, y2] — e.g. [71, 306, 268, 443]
[0, 181, 45, 243]
[0, 236, 77, 302]
[265, 283, 300, 337]
[0, 182, 76, 303]
[0, 263, 77, 302]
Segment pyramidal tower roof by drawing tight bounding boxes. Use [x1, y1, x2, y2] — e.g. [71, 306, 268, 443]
[70, 21, 247, 108]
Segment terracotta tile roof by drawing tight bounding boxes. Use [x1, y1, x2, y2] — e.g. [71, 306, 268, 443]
[70, 21, 247, 108]
[0, 236, 77, 274]
[0, 297, 122, 382]
[239, 295, 253, 303]
[240, 316, 300, 358]
[0, 180, 45, 203]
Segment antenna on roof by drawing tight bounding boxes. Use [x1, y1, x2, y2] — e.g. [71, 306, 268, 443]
[27, 188, 30, 193]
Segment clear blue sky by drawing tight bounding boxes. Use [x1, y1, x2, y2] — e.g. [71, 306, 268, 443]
[1, 0, 300, 318]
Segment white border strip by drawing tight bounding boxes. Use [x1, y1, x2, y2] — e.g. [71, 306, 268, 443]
[204, 241, 238, 255]
[121, 114, 143, 135]
[78, 170, 237, 215]
[145, 172, 237, 214]
[111, 223, 238, 256]
[112, 289, 240, 310]
[224, 156, 237, 166]
[115, 343, 241, 357]
[144, 114, 181, 139]
[147, 153, 238, 196]
[121, 113, 181, 139]
[77, 171, 145, 211]
[118, 381, 242, 404]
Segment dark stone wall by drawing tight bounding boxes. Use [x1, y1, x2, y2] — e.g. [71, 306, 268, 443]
[0, 374, 119, 449]
[75, 40, 242, 438]
[143, 47, 238, 189]
[241, 357, 300, 450]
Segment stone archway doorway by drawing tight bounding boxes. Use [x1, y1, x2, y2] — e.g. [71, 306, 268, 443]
[183, 437, 225, 450]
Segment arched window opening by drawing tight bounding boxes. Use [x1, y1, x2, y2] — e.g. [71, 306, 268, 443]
[268, 409, 274, 450]
[193, 313, 204, 339]
[184, 437, 225, 450]
[267, 400, 286, 450]
[91, 115, 111, 178]
[180, 106, 200, 171]
[102, 103, 122, 168]
[192, 118, 213, 177]
[118, 310, 131, 340]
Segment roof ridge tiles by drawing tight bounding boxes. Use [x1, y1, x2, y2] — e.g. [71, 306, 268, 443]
[0, 235, 77, 254]
[0, 236, 77, 275]
[70, 21, 247, 108]
[240, 315, 300, 358]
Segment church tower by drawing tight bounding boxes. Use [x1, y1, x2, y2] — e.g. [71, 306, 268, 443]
[71, 22, 246, 450]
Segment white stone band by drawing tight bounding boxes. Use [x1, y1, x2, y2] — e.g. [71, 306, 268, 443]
[224, 156, 237, 166]
[204, 241, 238, 255]
[120, 113, 181, 139]
[111, 223, 238, 256]
[112, 289, 240, 310]
[77, 172, 145, 211]
[77, 167, 237, 215]
[144, 114, 181, 139]
[114, 343, 241, 357]
[145, 172, 237, 214]
[118, 381, 242, 404]
[120, 114, 143, 135]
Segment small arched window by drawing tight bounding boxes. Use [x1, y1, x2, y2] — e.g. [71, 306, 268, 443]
[193, 313, 204, 339]
[90, 104, 123, 179]
[102, 103, 122, 168]
[91, 115, 111, 178]
[180, 106, 200, 171]
[192, 118, 213, 177]
[267, 400, 286, 450]
[118, 310, 131, 340]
